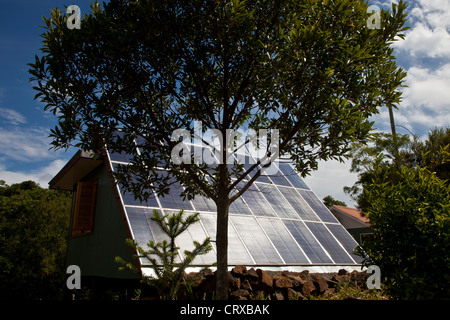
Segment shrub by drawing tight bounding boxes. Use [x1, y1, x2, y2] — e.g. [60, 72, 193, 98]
[359, 157, 450, 299]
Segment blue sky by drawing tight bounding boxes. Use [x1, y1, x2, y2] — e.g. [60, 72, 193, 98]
[0, 0, 449, 206]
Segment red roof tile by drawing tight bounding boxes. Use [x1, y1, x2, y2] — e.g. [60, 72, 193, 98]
[332, 205, 370, 224]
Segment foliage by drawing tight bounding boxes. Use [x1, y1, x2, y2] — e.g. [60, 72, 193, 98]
[116, 210, 212, 300]
[407, 127, 450, 183]
[0, 181, 72, 300]
[345, 127, 450, 211]
[322, 195, 347, 209]
[308, 281, 389, 300]
[29, 0, 409, 299]
[357, 153, 450, 300]
[344, 132, 412, 211]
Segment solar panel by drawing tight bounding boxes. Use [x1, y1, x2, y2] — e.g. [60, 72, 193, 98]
[107, 145, 361, 268]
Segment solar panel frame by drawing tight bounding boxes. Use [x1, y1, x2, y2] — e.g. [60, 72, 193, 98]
[278, 162, 310, 190]
[257, 217, 310, 264]
[283, 220, 334, 264]
[106, 145, 362, 268]
[298, 189, 340, 223]
[305, 222, 356, 264]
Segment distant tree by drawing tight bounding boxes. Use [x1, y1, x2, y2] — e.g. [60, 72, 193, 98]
[0, 181, 71, 300]
[407, 127, 450, 183]
[345, 128, 450, 211]
[30, 0, 408, 299]
[344, 132, 411, 211]
[358, 151, 450, 299]
[322, 195, 347, 209]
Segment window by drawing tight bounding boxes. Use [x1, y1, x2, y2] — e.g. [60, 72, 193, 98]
[72, 181, 98, 237]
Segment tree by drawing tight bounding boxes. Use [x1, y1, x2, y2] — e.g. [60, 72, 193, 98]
[344, 132, 412, 211]
[357, 153, 450, 299]
[322, 195, 346, 209]
[345, 127, 450, 211]
[116, 210, 212, 300]
[0, 181, 72, 299]
[29, 0, 408, 299]
[407, 127, 450, 183]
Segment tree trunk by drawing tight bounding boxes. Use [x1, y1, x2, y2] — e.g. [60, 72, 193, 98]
[388, 104, 399, 166]
[215, 162, 230, 300]
[215, 189, 230, 300]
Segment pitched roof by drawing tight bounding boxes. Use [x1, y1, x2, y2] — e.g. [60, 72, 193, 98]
[105, 141, 364, 270]
[49, 150, 103, 191]
[331, 205, 369, 224]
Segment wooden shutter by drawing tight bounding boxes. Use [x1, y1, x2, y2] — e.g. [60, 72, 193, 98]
[72, 181, 98, 236]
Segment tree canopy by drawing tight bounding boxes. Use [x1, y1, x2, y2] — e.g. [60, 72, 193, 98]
[0, 181, 71, 300]
[323, 195, 347, 208]
[29, 0, 408, 299]
[345, 127, 450, 211]
[358, 152, 450, 299]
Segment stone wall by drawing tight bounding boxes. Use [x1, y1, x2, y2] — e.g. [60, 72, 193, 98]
[176, 266, 371, 300]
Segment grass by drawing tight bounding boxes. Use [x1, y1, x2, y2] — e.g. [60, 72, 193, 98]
[307, 282, 390, 300]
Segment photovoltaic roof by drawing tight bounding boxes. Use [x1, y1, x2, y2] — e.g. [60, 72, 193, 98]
[106, 142, 363, 269]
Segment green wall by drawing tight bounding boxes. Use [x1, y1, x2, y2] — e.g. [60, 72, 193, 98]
[66, 164, 137, 280]
[348, 227, 373, 245]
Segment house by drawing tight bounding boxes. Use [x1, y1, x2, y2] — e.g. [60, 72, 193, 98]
[329, 205, 373, 244]
[50, 146, 365, 296]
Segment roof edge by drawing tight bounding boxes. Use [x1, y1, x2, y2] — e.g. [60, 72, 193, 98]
[330, 205, 370, 227]
[49, 150, 104, 191]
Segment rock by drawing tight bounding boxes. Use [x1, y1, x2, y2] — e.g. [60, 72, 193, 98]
[300, 280, 316, 297]
[199, 268, 214, 277]
[287, 288, 304, 300]
[198, 274, 216, 294]
[311, 273, 328, 293]
[337, 274, 352, 284]
[286, 275, 306, 289]
[256, 269, 273, 292]
[230, 289, 250, 300]
[338, 269, 348, 276]
[231, 265, 247, 277]
[228, 273, 241, 290]
[251, 291, 268, 300]
[322, 274, 339, 288]
[273, 275, 293, 289]
[241, 279, 253, 291]
[299, 270, 310, 281]
[273, 290, 285, 300]
[247, 268, 259, 280]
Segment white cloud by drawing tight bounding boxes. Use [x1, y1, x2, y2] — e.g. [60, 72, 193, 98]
[403, 64, 450, 110]
[0, 159, 67, 188]
[410, 0, 450, 29]
[394, 23, 450, 58]
[303, 159, 358, 207]
[0, 107, 27, 125]
[393, 0, 450, 58]
[0, 125, 70, 187]
[0, 126, 59, 162]
[386, 63, 450, 130]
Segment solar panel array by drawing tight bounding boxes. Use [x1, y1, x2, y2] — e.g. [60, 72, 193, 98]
[107, 142, 362, 267]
